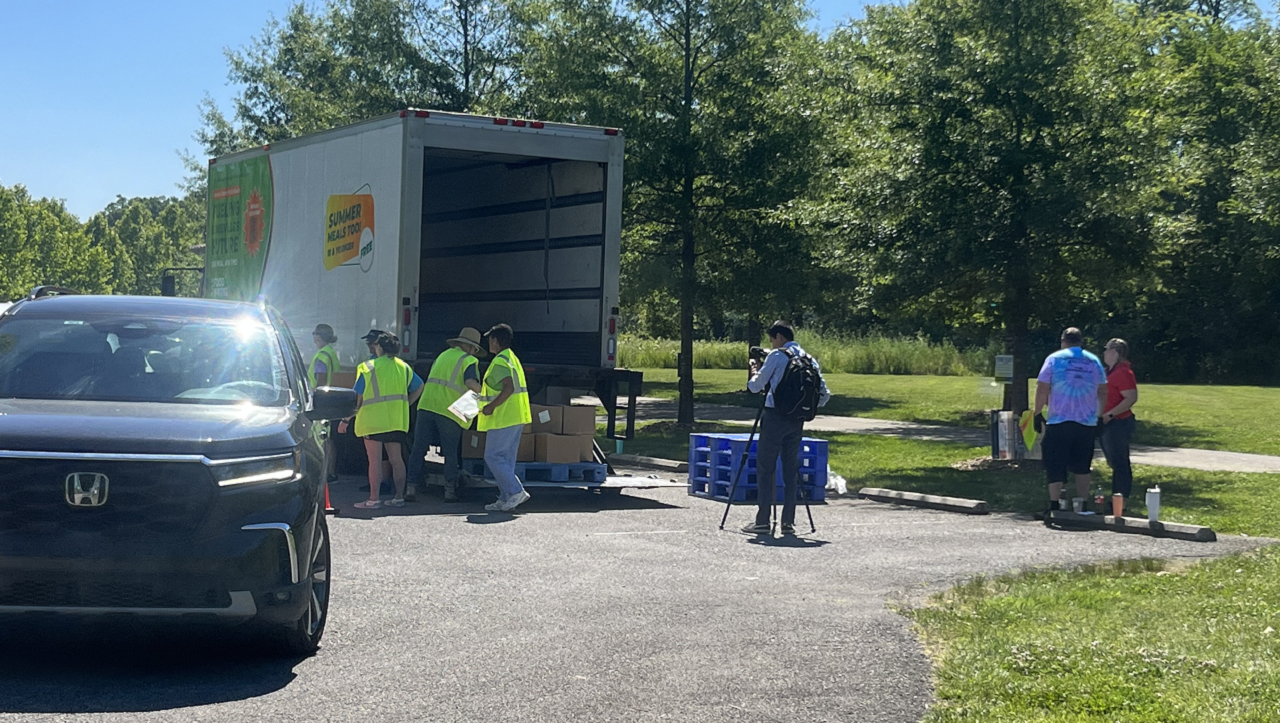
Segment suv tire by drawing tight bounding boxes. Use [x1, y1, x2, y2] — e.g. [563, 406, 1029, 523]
[264, 511, 330, 657]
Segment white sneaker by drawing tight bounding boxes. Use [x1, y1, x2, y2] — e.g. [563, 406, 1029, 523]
[500, 490, 531, 511]
[484, 500, 506, 512]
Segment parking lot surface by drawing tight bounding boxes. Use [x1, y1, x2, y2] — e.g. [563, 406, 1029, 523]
[0, 480, 1265, 723]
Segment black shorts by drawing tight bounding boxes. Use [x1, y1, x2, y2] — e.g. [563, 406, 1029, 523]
[1042, 421, 1095, 483]
[364, 430, 409, 446]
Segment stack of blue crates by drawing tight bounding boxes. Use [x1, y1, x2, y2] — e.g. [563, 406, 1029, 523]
[688, 432, 827, 504]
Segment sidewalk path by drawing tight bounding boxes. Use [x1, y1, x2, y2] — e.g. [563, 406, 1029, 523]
[584, 396, 1280, 474]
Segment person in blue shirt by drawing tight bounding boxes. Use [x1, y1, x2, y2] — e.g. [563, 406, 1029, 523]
[743, 321, 830, 535]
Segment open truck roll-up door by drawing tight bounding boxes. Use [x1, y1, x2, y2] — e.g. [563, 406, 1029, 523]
[414, 127, 638, 440]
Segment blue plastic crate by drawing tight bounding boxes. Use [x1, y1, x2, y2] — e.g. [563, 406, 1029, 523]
[687, 432, 827, 498]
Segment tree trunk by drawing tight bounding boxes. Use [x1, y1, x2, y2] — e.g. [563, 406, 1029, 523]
[675, 3, 696, 427]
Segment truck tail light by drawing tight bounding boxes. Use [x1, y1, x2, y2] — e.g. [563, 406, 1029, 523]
[415, 110, 430, 118]
[609, 318, 616, 335]
[604, 128, 619, 136]
[531, 121, 545, 129]
[494, 117, 509, 126]
[403, 308, 412, 326]
[513, 119, 526, 127]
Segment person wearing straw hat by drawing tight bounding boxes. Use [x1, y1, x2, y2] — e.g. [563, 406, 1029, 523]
[406, 328, 485, 501]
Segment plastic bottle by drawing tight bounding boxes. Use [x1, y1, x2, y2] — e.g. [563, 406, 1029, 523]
[1145, 485, 1161, 522]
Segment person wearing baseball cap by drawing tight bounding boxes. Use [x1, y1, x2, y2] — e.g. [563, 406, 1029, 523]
[406, 328, 485, 501]
[362, 329, 387, 361]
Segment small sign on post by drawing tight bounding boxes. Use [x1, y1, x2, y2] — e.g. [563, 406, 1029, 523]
[994, 355, 1014, 384]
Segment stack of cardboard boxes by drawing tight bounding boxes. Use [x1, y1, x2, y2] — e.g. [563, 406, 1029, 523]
[462, 404, 598, 464]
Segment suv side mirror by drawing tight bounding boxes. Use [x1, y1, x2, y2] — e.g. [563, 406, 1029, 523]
[308, 387, 359, 421]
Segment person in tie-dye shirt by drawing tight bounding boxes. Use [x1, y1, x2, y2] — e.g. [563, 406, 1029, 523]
[1033, 327, 1107, 513]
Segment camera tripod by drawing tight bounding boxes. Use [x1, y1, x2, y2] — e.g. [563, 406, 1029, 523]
[717, 386, 816, 535]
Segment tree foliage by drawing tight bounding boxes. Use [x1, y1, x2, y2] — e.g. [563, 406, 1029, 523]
[6, 0, 1280, 387]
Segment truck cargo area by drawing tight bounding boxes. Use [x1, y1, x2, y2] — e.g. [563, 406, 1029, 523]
[418, 146, 640, 438]
[418, 148, 608, 368]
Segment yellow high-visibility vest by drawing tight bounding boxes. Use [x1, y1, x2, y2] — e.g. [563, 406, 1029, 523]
[477, 348, 531, 432]
[308, 344, 339, 389]
[353, 356, 412, 437]
[421, 346, 479, 427]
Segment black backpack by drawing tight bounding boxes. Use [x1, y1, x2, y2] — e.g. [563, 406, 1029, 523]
[772, 348, 822, 422]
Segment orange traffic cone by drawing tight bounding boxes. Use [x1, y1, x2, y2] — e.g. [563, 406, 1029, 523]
[324, 483, 338, 516]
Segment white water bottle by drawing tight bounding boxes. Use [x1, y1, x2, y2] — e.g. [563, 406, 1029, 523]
[1145, 486, 1161, 522]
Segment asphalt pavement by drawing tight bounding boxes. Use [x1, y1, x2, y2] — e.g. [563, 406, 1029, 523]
[0, 479, 1267, 723]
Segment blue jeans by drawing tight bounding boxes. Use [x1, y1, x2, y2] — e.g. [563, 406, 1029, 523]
[483, 424, 526, 500]
[407, 410, 464, 487]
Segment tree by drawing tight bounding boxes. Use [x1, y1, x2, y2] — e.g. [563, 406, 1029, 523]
[824, 0, 1164, 410]
[199, 0, 519, 156]
[1123, 5, 1280, 382]
[518, 0, 824, 424]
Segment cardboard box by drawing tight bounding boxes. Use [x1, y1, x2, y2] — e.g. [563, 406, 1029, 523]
[560, 405, 597, 436]
[534, 433, 580, 464]
[462, 430, 487, 459]
[574, 434, 597, 463]
[540, 386, 575, 406]
[518, 433, 536, 462]
[529, 404, 563, 434]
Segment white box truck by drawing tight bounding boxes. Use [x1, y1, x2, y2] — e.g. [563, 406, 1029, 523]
[203, 109, 640, 441]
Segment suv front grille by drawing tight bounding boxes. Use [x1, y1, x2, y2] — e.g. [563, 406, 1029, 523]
[0, 458, 216, 539]
[0, 578, 232, 609]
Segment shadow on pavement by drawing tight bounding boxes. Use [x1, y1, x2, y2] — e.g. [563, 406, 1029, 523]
[334, 484, 683, 519]
[0, 622, 300, 714]
[745, 534, 831, 549]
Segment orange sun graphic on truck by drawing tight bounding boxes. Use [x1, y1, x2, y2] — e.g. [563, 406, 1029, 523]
[244, 189, 265, 256]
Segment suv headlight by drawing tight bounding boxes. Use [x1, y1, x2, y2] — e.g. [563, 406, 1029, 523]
[209, 451, 301, 487]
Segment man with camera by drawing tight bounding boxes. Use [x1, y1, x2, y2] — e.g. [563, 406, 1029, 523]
[743, 321, 830, 535]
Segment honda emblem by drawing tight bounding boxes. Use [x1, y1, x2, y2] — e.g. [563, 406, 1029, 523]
[66, 473, 109, 507]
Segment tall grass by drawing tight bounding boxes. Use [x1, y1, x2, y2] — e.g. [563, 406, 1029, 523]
[618, 332, 998, 376]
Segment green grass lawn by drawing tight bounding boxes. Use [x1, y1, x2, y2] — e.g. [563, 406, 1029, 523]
[617, 422, 1280, 721]
[635, 368, 1280, 456]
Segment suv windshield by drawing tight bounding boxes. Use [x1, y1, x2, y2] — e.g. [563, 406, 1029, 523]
[0, 313, 291, 406]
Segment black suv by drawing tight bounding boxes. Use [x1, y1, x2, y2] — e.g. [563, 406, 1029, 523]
[0, 292, 356, 655]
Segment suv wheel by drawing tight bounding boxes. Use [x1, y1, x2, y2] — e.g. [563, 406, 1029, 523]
[267, 511, 330, 657]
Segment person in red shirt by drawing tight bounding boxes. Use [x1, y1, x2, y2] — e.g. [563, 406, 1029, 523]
[1100, 338, 1138, 515]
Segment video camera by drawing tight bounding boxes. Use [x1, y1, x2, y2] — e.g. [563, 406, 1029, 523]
[749, 346, 769, 363]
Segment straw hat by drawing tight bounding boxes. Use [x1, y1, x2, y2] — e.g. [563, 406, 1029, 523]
[447, 327, 485, 355]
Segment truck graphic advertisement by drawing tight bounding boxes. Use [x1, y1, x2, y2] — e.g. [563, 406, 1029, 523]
[206, 156, 273, 300]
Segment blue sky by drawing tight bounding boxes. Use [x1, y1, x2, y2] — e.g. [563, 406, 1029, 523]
[0, 0, 862, 220]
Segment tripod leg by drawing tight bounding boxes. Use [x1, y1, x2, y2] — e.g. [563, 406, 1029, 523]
[719, 401, 767, 531]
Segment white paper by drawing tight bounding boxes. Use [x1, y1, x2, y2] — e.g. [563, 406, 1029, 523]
[448, 391, 481, 425]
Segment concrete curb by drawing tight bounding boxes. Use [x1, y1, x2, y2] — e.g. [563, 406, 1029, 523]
[857, 487, 989, 515]
[1046, 511, 1217, 542]
[608, 453, 688, 473]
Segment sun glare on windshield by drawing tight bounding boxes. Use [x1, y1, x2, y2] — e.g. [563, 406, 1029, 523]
[0, 314, 291, 406]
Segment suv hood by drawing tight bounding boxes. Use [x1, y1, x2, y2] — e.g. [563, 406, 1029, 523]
[0, 399, 302, 458]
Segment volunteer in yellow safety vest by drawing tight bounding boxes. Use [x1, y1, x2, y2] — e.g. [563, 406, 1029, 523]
[406, 327, 484, 502]
[338, 332, 424, 509]
[310, 324, 342, 483]
[478, 323, 532, 512]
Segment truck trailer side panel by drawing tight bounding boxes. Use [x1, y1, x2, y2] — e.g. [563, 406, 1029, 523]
[208, 119, 407, 371]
